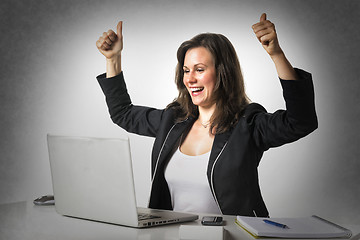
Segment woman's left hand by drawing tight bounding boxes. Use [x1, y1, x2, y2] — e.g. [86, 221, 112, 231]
[252, 13, 298, 80]
[252, 13, 283, 57]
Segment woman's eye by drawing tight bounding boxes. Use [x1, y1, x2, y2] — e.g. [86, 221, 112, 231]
[183, 69, 190, 73]
[197, 68, 204, 73]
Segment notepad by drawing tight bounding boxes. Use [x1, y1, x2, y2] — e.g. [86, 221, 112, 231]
[236, 215, 352, 238]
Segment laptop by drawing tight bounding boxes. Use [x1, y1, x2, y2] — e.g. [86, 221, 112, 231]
[47, 134, 198, 228]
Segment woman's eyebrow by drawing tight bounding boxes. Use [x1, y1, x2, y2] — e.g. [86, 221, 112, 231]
[183, 63, 207, 68]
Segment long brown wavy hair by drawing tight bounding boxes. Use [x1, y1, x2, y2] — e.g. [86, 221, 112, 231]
[168, 33, 250, 134]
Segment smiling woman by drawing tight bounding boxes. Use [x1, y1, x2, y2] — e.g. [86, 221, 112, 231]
[170, 33, 249, 135]
[182, 47, 217, 108]
[96, 14, 317, 216]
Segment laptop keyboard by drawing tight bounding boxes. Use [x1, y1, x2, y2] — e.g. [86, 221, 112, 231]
[138, 213, 161, 221]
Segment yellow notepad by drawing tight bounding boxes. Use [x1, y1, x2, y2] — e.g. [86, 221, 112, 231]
[236, 215, 352, 238]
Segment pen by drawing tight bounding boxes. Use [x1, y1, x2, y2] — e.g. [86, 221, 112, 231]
[263, 219, 289, 229]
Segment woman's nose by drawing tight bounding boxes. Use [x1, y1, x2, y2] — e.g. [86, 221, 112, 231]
[186, 71, 196, 83]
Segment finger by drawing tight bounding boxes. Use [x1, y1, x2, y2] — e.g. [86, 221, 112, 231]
[101, 42, 111, 50]
[107, 30, 117, 42]
[252, 23, 266, 33]
[260, 13, 267, 22]
[96, 39, 102, 49]
[100, 31, 112, 46]
[252, 21, 274, 34]
[104, 37, 112, 45]
[96, 36, 105, 47]
[254, 26, 273, 36]
[260, 34, 272, 45]
[252, 21, 268, 32]
[255, 28, 273, 42]
[260, 31, 277, 45]
[97, 36, 110, 50]
[116, 21, 123, 38]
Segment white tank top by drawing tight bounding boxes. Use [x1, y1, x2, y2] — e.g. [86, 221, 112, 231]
[164, 148, 221, 214]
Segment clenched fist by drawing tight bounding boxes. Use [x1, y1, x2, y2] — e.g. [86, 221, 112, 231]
[96, 21, 123, 59]
[252, 13, 283, 57]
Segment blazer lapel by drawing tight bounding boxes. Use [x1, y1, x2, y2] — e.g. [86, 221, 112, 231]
[156, 118, 195, 171]
[208, 129, 232, 176]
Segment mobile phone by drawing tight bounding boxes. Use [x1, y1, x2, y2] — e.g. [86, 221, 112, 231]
[201, 216, 223, 226]
[33, 195, 55, 205]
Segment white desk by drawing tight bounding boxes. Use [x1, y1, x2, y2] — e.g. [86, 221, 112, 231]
[0, 201, 359, 240]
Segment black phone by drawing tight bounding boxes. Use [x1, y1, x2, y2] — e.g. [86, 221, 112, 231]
[33, 195, 55, 205]
[201, 216, 223, 226]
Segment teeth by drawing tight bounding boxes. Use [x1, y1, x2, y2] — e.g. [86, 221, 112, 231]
[190, 87, 204, 92]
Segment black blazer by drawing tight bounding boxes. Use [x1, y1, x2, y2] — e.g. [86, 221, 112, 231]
[97, 68, 317, 217]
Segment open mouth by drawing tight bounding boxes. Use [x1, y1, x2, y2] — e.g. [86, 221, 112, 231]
[190, 87, 204, 95]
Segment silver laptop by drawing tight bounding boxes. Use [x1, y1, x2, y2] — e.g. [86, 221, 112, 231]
[47, 134, 198, 228]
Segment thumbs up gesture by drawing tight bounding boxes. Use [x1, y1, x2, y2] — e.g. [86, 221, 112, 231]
[252, 13, 283, 57]
[96, 21, 123, 59]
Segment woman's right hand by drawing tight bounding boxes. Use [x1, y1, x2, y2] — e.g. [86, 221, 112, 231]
[96, 21, 123, 59]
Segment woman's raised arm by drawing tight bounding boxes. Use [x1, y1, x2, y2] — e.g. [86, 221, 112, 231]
[96, 21, 123, 78]
[252, 13, 298, 80]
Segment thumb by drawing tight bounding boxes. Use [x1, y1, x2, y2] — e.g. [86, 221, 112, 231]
[116, 21, 123, 38]
[260, 13, 267, 22]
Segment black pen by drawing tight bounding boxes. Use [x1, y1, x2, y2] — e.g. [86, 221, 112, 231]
[263, 219, 289, 229]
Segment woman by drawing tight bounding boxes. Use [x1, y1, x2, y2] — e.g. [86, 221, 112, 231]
[96, 13, 317, 217]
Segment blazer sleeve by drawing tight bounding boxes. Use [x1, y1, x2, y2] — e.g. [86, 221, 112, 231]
[97, 72, 164, 138]
[246, 68, 318, 151]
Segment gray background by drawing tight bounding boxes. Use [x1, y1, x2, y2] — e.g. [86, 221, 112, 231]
[1, 0, 359, 222]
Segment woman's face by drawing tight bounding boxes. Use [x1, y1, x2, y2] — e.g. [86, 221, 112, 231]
[183, 47, 217, 109]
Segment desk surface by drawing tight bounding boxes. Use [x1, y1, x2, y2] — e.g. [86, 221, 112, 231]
[0, 201, 359, 240]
